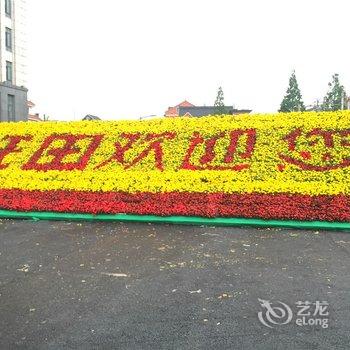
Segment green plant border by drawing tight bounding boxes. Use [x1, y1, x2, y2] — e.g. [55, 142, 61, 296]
[0, 210, 350, 231]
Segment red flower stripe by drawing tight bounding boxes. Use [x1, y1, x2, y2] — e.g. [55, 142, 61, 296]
[0, 189, 349, 222]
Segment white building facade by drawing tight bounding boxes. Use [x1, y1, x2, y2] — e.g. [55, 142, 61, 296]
[0, 0, 27, 86]
[0, 0, 28, 122]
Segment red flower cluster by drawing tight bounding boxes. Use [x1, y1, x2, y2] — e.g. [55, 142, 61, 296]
[0, 189, 349, 222]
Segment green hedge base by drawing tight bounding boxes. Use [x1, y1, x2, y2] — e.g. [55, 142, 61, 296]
[0, 210, 350, 232]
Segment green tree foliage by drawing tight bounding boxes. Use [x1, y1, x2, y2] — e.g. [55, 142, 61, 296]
[321, 74, 347, 111]
[214, 87, 227, 115]
[279, 71, 305, 112]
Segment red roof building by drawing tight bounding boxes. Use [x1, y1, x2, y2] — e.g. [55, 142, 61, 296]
[27, 100, 44, 122]
[28, 113, 43, 122]
[165, 100, 252, 117]
[164, 100, 195, 117]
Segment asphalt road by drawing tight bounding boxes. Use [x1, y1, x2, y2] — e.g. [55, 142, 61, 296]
[0, 220, 349, 350]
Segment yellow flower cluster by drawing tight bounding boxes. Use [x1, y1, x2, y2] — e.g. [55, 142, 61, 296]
[1, 111, 350, 195]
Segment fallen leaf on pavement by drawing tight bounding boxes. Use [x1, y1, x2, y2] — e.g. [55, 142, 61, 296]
[101, 272, 128, 277]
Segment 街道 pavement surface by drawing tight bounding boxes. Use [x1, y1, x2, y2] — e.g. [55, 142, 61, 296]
[0, 219, 350, 349]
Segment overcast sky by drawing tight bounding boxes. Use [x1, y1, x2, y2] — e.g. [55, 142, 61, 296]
[27, 0, 350, 120]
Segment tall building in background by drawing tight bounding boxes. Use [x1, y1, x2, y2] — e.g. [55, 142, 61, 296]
[0, 0, 28, 122]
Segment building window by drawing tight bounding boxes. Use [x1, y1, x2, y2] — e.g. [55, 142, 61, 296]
[5, 0, 12, 17]
[7, 95, 15, 122]
[5, 28, 12, 51]
[6, 61, 13, 83]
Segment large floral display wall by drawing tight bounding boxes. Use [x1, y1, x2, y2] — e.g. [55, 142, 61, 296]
[1, 111, 350, 221]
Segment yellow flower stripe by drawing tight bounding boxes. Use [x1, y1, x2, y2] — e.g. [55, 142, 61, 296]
[1, 111, 350, 195]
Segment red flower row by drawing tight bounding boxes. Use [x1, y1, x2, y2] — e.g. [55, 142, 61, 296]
[0, 189, 349, 222]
